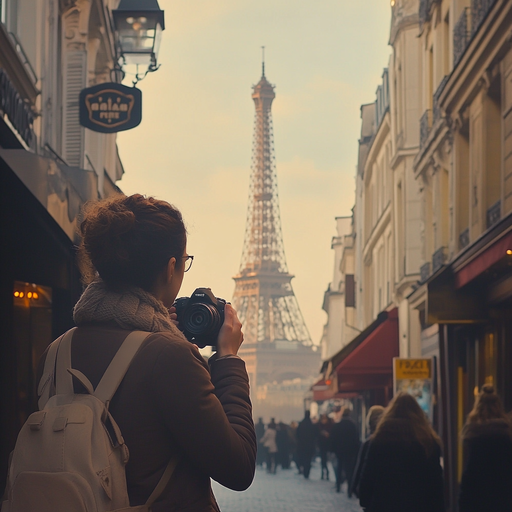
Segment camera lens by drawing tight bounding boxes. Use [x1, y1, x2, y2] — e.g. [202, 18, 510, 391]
[183, 303, 222, 336]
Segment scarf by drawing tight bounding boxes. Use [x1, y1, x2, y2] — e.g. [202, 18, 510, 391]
[73, 279, 181, 335]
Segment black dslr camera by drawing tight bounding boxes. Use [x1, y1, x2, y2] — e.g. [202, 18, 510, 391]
[173, 288, 226, 348]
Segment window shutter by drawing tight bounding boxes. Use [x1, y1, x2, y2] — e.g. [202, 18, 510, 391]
[62, 51, 86, 167]
[345, 274, 355, 308]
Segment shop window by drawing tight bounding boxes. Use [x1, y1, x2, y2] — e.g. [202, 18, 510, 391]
[13, 281, 52, 426]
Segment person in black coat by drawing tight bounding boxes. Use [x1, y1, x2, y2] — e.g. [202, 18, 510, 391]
[296, 411, 317, 479]
[352, 405, 385, 498]
[358, 393, 445, 512]
[316, 414, 333, 480]
[330, 408, 360, 495]
[255, 417, 266, 467]
[459, 385, 512, 512]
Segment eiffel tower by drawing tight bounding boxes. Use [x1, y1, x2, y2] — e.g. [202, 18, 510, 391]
[232, 54, 320, 420]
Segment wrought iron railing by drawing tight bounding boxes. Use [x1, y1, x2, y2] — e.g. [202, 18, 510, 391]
[8, 32, 38, 85]
[471, 0, 498, 36]
[454, 8, 471, 65]
[486, 200, 501, 229]
[420, 109, 433, 149]
[420, 262, 431, 283]
[433, 75, 449, 125]
[459, 228, 470, 250]
[432, 246, 447, 273]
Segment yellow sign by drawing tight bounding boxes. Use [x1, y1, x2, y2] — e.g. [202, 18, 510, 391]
[394, 358, 431, 380]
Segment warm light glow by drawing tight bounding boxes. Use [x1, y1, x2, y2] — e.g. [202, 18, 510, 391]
[14, 291, 19, 297]
[19, 292, 24, 298]
[325, 379, 332, 385]
[391, 0, 395, 5]
[126, 17, 134, 24]
[507, 249, 512, 255]
[33, 292, 39, 299]
[27, 292, 32, 298]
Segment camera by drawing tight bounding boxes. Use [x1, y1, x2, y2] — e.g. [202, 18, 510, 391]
[173, 288, 226, 348]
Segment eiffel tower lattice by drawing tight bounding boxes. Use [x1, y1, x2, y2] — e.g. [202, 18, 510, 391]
[232, 61, 312, 349]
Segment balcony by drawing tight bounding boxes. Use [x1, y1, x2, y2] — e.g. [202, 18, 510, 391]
[420, 109, 433, 150]
[433, 76, 449, 126]
[459, 228, 470, 250]
[454, 8, 470, 65]
[432, 246, 447, 273]
[471, 0, 498, 36]
[486, 200, 501, 229]
[420, 262, 431, 283]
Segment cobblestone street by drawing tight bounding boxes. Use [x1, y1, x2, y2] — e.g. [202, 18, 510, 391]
[212, 460, 363, 512]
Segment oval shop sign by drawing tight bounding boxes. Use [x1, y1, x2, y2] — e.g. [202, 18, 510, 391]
[79, 82, 142, 133]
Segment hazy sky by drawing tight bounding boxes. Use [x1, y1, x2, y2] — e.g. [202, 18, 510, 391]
[117, 0, 392, 345]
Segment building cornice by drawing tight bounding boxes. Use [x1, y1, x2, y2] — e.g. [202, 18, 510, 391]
[364, 112, 391, 185]
[363, 202, 392, 264]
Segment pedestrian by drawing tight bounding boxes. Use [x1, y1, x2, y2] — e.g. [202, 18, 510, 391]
[351, 405, 385, 498]
[255, 417, 267, 467]
[260, 422, 278, 474]
[276, 422, 291, 469]
[296, 410, 317, 479]
[316, 413, 333, 480]
[289, 420, 300, 473]
[359, 393, 444, 512]
[330, 407, 360, 495]
[459, 384, 512, 512]
[32, 194, 256, 511]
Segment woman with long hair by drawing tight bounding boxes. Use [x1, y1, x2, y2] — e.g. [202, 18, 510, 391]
[359, 393, 445, 512]
[459, 384, 512, 512]
[38, 194, 256, 511]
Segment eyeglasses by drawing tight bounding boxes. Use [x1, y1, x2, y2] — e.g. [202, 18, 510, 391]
[183, 255, 194, 272]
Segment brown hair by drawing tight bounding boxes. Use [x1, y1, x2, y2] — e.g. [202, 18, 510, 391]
[373, 393, 441, 456]
[465, 385, 506, 425]
[77, 194, 186, 291]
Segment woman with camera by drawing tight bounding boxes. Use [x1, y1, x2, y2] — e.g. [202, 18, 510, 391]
[39, 194, 256, 511]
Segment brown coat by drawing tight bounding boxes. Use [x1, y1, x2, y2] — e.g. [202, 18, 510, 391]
[39, 323, 256, 512]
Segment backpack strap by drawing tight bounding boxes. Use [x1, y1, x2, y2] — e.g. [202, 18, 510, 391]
[93, 330, 151, 404]
[55, 328, 77, 395]
[37, 329, 74, 409]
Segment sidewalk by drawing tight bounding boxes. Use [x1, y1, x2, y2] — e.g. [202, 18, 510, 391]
[212, 460, 363, 512]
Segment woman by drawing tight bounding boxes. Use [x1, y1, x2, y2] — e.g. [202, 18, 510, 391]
[260, 423, 277, 474]
[351, 405, 385, 498]
[359, 393, 445, 512]
[459, 385, 512, 512]
[42, 194, 256, 511]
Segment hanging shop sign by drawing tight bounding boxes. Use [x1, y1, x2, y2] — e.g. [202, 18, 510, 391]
[393, 358, 434, 420]
[79, 82, 142, 133]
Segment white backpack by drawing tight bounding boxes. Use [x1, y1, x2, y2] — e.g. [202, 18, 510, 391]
[2, 328, 178, 512]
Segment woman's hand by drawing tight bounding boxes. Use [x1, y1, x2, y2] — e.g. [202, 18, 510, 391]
[217, 303, 244, 357]
[168, 306, 179, 327]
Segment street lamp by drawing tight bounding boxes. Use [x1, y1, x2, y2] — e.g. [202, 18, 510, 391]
[112, 0, 165, 82]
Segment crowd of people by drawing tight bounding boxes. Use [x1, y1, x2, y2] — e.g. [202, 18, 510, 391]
[256, 385, 512, 512]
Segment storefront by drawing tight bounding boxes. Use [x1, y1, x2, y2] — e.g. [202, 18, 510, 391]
[310, 308, 399, 437]
[0, 150, 95, 490]
[426, 212, 512, 510]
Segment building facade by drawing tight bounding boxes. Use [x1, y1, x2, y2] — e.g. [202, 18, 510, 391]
[317, 0, 512, 508]
[0, 0, 135, 490]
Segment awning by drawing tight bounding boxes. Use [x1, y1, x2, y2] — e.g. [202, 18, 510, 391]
[335, 308, 398, 392]
[455, 228, 512, 288]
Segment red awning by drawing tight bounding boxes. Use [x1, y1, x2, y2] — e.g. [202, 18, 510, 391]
[335, 308, 398, 392]
[455, 229, 512, 288]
